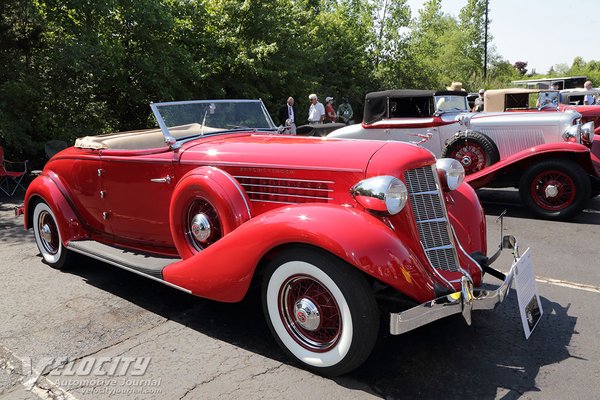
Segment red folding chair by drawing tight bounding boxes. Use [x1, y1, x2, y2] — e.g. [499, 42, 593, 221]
[0, 146, 28, 197]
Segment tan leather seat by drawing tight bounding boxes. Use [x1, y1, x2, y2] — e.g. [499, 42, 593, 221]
[74, 124, 220, 150]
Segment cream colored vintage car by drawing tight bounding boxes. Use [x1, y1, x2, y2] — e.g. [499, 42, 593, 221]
[328, 90, 600, 220]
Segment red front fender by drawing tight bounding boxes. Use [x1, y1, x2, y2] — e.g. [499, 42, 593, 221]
[162, 204, 442, 303]
[466, 142, 594, 189]
[24, 172, 87, 244]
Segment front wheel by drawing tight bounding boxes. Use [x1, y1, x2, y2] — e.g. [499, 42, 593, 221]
[519, 159, 591, 220]
[32, 201, 75, 269]
[261, 248, 379, 376]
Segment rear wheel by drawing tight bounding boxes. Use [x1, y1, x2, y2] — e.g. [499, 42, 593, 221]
[262, 248, 379, 376]
[442, 131, 500, 175]
[32, 202, 74, 269]
[185, 197, 223, 252]
[519, 159, 590, 220]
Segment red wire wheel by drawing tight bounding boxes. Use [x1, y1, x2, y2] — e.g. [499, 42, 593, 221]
[448, 142, 488, 175]
[442, 131, 500, 175]
[262, 248, 379, 376]
[278, 275, 342, 352]
[185, 197, 223, 252]
[529, 170, 576, 211]
[519, 159, 591, 220]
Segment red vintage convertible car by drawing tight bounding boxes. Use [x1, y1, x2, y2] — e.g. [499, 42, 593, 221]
[23, 100, 529, 375]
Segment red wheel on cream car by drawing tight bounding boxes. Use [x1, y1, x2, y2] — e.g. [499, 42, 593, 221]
[262, 248, 379, 376]
[519, 159, 590, 220]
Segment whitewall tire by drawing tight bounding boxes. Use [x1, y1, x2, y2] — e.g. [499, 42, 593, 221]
[262, 248, 378, 376]
[32, 202, 72, 269]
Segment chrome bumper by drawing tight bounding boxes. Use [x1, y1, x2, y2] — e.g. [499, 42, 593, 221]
[390, 250, 517, 335]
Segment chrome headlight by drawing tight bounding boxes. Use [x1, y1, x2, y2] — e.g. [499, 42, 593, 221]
[351, 176, 408, 215]
[581, 121, 595, 145]
[562, 124, 581, 143]
[436, 158, 465, 190]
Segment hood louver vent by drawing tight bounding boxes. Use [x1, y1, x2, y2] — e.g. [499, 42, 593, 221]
[235, 176, 333, 205]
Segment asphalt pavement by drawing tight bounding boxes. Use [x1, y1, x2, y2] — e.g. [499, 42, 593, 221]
[1, 190, 599, 400]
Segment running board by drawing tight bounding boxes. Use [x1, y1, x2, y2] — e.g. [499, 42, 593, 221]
[67, 240, 191, 294]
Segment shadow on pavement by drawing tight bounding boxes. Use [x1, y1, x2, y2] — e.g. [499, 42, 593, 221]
[60, 254, 576, 399]
[477, 189, 600, 225]
[0, 194, 30, 244]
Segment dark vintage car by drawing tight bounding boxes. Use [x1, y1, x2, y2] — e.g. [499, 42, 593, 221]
[24, 99, 532, 375]
[328, 90, 600, 220]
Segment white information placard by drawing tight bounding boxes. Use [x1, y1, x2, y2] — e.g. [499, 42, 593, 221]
[513, 248, 543, 339]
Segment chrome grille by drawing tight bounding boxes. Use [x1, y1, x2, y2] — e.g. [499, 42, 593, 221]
[404, 166, 459, 272]
[234, 176, 333, 204]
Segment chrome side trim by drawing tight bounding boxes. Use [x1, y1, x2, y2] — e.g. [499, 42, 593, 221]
[180, 160, 364, 173]
[234, 176, 334, 184]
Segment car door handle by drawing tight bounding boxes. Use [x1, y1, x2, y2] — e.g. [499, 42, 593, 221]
[150, 175, 172, 184]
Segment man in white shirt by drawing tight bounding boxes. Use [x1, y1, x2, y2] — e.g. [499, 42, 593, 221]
[307, 94, 325, 124]
[584, 80, 596, 105]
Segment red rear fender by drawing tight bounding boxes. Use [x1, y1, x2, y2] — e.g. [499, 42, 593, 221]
[162, 204, 440, 303]
[169, 166, 253, 259]
[24, 173, 87, 244]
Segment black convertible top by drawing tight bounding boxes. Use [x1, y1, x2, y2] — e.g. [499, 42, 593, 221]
[363, 90, 468, 124]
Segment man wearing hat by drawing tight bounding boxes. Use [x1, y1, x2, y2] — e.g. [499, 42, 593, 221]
[325, 97, 337, 123]
[437, 82, 468, 111]
[447, 82, 466, 92]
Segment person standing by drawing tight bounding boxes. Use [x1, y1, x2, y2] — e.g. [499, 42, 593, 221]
[325, 97, 337, 123]
[278, 97, 297, 134]
[473, 89, 485, 112]
[307, 94, 325, 124]
[584, 80, 596, 105]
[337, 98, 353, 125]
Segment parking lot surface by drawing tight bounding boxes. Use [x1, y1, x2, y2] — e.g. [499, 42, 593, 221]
[1, 190, 599, 400]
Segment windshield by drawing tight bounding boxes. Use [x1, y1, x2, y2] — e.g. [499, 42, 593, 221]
[150, 99, 276, 145]
[434, 95, 468, 112]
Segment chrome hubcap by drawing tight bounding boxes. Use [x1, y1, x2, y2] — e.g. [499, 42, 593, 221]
[294, 298, 321, 331]
[461, 156, 472, 166]
[545, 184, 559, 198]
[41, 224, 53, 244]
[190, 213, 211, 243]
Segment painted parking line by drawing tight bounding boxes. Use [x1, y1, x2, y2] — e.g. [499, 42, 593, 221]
[481, 200, 600, 215]
[535, 276, 600, 294]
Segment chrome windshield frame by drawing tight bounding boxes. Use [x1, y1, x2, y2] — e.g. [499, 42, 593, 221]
[150, 99, 277, 149]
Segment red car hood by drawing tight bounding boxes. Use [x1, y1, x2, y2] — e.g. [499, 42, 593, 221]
[561, 104, 600, 116]
[178, 133, 407, 172]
